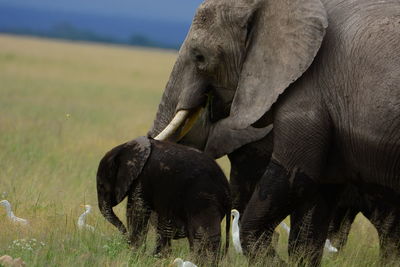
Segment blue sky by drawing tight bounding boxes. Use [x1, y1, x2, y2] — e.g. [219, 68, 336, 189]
[0, 0, 203, 22]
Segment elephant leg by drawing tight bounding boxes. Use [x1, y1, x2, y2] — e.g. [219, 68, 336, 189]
[379, 229, 400, 264]
[187, 206, 222, 265]
[288, 192, 332, 266]
[241, 161, 332, 266]
[270, 90, 332, 265]
[365, 206, 400, 263]
[228, 133, 272, 215]
[240, 161, 294, 259]
[289, 183, 345, 266]
[229, 165, 262, 215]
[154, 217, 173, 256]
[378, 228, 400, 264]
[126, 184, 151, 248]
[327, 207, 358, 251]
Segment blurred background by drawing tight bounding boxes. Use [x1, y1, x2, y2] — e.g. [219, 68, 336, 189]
[0, 0, 203, 50]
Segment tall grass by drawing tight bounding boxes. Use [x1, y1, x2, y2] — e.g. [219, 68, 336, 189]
[0, 34, 384, 266]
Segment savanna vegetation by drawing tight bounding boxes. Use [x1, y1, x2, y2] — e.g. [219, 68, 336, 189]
[0, 34, 384, 266]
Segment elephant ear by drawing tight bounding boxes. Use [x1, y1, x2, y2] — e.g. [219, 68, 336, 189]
[228, 0, 328, 129]
[114, 136, 151, 204]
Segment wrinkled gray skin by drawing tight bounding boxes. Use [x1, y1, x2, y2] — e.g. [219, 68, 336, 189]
[231, 132, 400, 264]
[148, 0, 400, 265]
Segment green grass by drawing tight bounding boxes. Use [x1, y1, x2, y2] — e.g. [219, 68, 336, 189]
[0, 34, 387, 266]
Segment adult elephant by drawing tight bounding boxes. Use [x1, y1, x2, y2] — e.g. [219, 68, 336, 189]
[147, 0, 400, 265]
[230, 132, 400, 264]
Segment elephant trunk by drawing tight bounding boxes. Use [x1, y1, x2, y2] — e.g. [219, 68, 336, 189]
[98, 199, 127, 235]
[149, 42, 209, 142]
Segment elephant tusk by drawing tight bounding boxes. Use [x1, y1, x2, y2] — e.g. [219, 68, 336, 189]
[154, 110, 190, 141]
[177, 107, 203, 141]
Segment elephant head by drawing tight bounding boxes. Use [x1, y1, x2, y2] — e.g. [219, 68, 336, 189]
[148, 0, 327, 158]
[96, 136, 151, 235]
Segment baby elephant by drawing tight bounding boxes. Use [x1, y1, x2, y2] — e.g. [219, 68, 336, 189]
[96, 136, 231, 260]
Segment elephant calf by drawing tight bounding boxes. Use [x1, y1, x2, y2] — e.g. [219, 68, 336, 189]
[96, 136, 231, 260]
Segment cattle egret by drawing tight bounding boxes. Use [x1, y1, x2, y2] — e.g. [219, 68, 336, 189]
[77, 204, 95, 231]
[0, 200, 28, 225]
[172, 258, 197, 267]
[280, 222, 338, 252]
[324, 239, 338, 253]
[231, 209, 243, 253]
[281, 222, 291, 234]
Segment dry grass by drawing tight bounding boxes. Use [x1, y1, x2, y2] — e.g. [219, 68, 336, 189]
[0, 34, 385, 266]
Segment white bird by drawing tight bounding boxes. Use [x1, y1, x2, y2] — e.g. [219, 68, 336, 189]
[231, 209, 243, 253]
[171, 258, 197, 267]
[324, 239, 338, 253]
[0, 200, 28, 225]
[77, 204, 95, 231]
[281, 222, 291, 234]
[280, 222, 338, 253]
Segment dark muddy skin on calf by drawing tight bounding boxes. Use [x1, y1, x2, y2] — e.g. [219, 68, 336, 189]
[97, 137, 231, 264]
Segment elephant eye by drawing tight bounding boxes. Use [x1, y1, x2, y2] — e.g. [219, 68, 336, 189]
[195, 54, 205, 63]
[191, 48, 206, 64]
[192, 52, 208, 72]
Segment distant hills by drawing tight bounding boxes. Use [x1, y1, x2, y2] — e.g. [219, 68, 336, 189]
[0, 5, 192, 49]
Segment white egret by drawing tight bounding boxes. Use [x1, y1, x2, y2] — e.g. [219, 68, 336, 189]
[77, 204, 95, 231]
[171, 258, 197, 267]
[281, 222, 291, 234]
[0, 200, 28, 225]
[280, 222, 338, 253]
[324, 239, 338, 253]
[231, 209, 243, 254]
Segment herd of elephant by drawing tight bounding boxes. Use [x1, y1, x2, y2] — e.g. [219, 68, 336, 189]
[96, 0, 400, 266]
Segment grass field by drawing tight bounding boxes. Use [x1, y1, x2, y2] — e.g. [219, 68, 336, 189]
[0, 34, 387, 266]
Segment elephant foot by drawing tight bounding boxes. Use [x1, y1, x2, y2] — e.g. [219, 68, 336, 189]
[246, 244, 287, 267]
[152, 247, 172, 258]
[288, 172, 332, 267]
[153, 234, 172, 258]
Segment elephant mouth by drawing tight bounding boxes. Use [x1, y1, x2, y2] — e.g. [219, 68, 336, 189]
[154, 87, 231, 143]
[154, 89, 273, 158]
